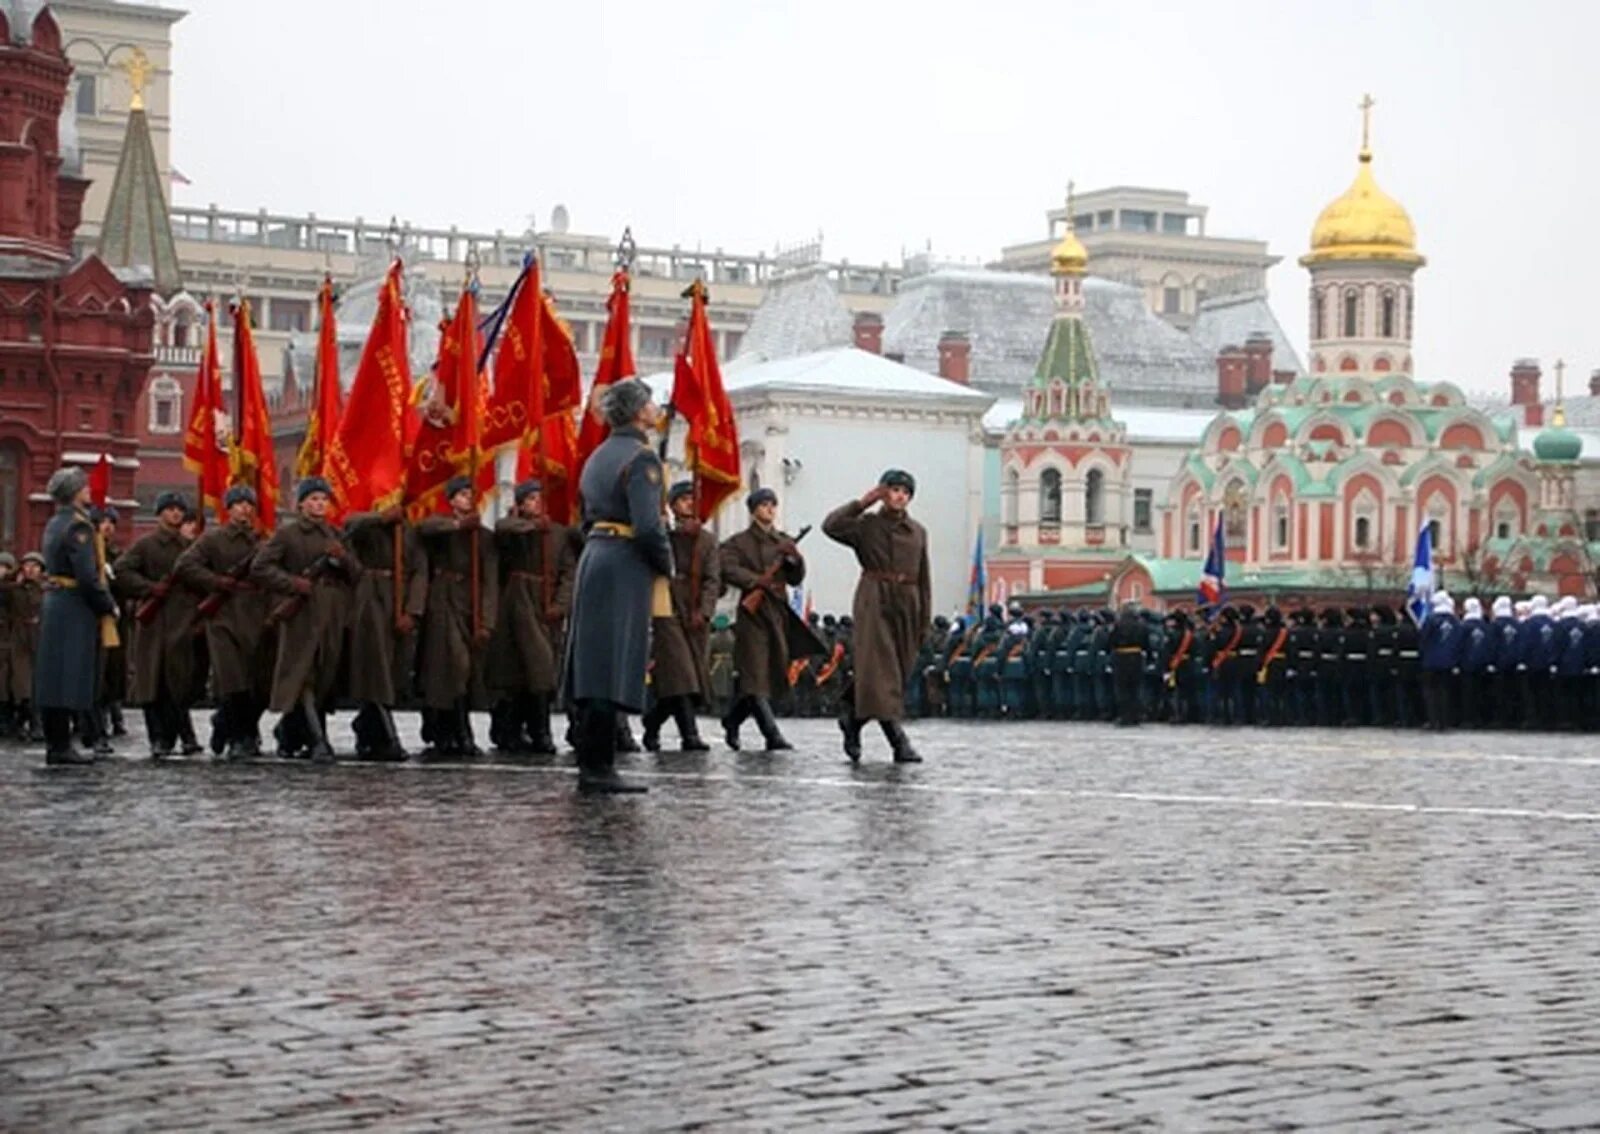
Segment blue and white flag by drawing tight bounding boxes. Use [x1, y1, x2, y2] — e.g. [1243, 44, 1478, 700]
[1196, 518, 1226, 619]
[1405, 520, 1434, 626]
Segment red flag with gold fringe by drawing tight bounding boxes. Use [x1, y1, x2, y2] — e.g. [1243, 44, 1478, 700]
[672, 279, 741, 520]
[405, 284, 484, 518]
[182, 300, 230, 521]
[574, 267, 634, 481]
[231, 298, 279, 531]
[326, 260, 412, 515]
[295, 276, 343, 487]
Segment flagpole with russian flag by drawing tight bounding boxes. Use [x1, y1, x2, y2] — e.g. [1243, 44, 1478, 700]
[1405, 519, 1434, 626]
[966, 527, 986, 617]
[1196, 517, 1226, 621]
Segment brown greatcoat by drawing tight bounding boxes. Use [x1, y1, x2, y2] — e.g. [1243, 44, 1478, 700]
[176, 520, 271, 700]
[488, 517, 572, 697]
[719, 523, 805, 699]
[251, 514, 359, 711]
[112, 526, 200, 706]
[823, 499, 931, 722]
[415, 516, 498, 710]
[341, 513, 427, 705]
[651, 525, 720, 702]
[0, 578, 42, 702]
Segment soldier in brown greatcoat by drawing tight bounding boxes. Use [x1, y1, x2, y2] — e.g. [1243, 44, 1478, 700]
[416, 475, 498, 757]
[487, 478, 572, 754]
[5, 551, 46, 743]
[718, 487, 806, 751]
[823, 468, 931, 763]
[94, 507, 130, 739]
[251, 476, 359, 762]
[176, 484, 271, 760]
[342, 504, 426, 760]
[641, 480, 720, 753]
[113, 490, 201, 757]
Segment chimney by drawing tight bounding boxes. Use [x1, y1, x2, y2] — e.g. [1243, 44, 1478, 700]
[1243, 331, 1274, 395]
[852, 311, 884, 355]
[1510, 358, 1542, 427]
[938, 330, 971, 384]
[1272, 368, 1295, 386]
[1216, 344, 1248, 410]
[1590, 368, 1600, 397]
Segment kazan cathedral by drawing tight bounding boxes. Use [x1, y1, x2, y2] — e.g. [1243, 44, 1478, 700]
[994, 105, 1598, 609]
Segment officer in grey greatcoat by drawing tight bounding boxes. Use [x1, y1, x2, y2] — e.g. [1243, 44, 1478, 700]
[562, 378, 673, 794]
[34, 466, 118, 766]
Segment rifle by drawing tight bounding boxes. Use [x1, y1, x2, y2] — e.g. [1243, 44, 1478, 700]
[134, 566, 184, 626]
[195, 551, 258, 619]
[738, 525, 811, 615]
[264, 551, 345, 628]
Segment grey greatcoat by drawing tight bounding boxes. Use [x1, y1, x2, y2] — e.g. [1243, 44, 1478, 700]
[176, 520, 271, 700]
[251, 515, 359, 711]
[35, 506, 117, 712]
[112, 526, 199, 707]
[341, 513, 427, 705]
[650, 525, 720, 702]
[563, 426, 672, 712]
[415, 517, 497, 710]
[488, 517, 573, 697]
[822, 500, 931, 721]
[719, 524, 806, 700]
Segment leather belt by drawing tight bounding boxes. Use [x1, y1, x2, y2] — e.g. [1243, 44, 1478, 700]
[47, 574, 76, 588]
[1113, 646, 1142, 654]
[864, 570, 916, 585]
[591, 521, 633, 539]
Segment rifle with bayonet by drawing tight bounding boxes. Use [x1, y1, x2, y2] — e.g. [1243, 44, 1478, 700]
[738, 524, 811, 615]
[264, 549, 350, 628]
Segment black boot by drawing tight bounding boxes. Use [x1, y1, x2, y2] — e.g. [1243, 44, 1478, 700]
[175, 706, 203, 756]
[839, 715, 865, 762]
[615, 718, 641, 754]
[721, 696, 751, 751]
[109, 701, 127, 737]
[144, 705, 173, 758]
[641, 700, 671, 753]
[576, 701, 646, 794]
[489, 699, 519, 753]
[751, 698, 793, 752]
[457, 700, 482, 757]
[43, 709, 94, 766]
[881, 720, 921, 763]
[302, 691, 334, 763]
[674, 700, 711, 752]
[79, 710, 112, 759]
[370, 705, 407, 762]
[527, 695, 556, 755]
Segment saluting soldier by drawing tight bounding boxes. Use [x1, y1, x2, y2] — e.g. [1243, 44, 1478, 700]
[563, 378, 672, 793]
[640, 480, 720, 754]
[176, 485, 272, 760]
[342, 504, 427, 760]
[718, 487, 806, 751]
[113, 490, 201, 757]
[251, 476, 359, 762]
[488, 478, 572, 755]
[414, 475, 499, 758]
[823, 468, 931, 763]
[33, 467, 118, 766]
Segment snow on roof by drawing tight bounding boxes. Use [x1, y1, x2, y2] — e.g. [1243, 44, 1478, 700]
[734, 264, 854, 362]
[882, 269, 1220, 409]
[1189, 290, 1305, 376]
[982, 396, 1216, 443]
[645, 347, 993, 407]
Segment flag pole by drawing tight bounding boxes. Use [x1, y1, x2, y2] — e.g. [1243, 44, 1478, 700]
[385, 240, 407, 631]
[464, 253, 482, 641]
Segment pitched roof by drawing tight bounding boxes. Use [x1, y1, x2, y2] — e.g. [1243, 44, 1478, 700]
[95, 108, 182, 296]
[1189, 290, 1305, 377]
[644, 347, 993, 410]
[734, 264, 854, 363]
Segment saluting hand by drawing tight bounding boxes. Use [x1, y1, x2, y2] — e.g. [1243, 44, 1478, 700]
[860, 485, 888, 508]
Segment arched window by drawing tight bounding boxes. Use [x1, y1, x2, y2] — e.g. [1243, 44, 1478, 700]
[0, 443, 19, 552]
[1342, 289, 1359, 337]
[1003, 468, 1019, 529]
[1354, 515, 1372, 550]
[1040, 468, 1062, 524]
[1273, 497, 1290, 552]
[1380, 292, 1396, 338]
[1083, 468, 1103, 525]
[1223, 483, 1247, 543]
[1312, 289, 1326, 340]
[1187, 502, 1202, 554]
[173, 307, 193, 349]
[1427, 517, 1442, 552]
[148, 375, 182, 434]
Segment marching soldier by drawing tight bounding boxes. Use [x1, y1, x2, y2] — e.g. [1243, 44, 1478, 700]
[175, 485, 272, 760]
[823, 468, 930, 763]
[251, 477, 359, 762]
[34, 467, 118, 765]
[416, 476, 499, 757]
[718, 487, 806, 751]
[640, 480, 719, 754]
[113, 490, 201, 757]
[342, 504, 427, 760]
[564, 378, 671, 793]
[489, 478, 572, 755]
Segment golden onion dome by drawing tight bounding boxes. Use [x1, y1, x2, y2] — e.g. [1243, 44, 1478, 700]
[1301, 146, 1424, 267]
[1051, 227, 1088, 275]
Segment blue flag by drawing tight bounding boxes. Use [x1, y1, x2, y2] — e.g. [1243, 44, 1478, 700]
[1406, 520, 1434, 626]
[967, 528, 986, 616]
[1196, 518, 1226, 619]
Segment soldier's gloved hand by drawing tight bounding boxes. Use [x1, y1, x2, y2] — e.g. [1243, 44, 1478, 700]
[394, 612, 415, 635]
[292, 577, 314, 596]
[380, 505, 405, 524]
[544, 605, 564, 624]
[215, 577, 238, 593]
[473, 627, 492, 648]
[151, 581, 170, 600]
[325, 542, 346, 560]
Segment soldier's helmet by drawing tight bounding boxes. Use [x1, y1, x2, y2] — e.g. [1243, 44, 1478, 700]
[933, 614, 949, 630]
[1263, 605, 1282, 625]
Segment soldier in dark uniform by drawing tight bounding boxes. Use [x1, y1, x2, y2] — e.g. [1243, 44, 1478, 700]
[0, 551, 16, 739]
[113, 490, 201, 757]
[176, 485, 271, 760]
[1028, 611, 1058, 719]
[1288, 608, 1319, 727]
[1256, 605, 1291, 726]
[1420, 592, 1461, 731]
[488, 479, 572, 754]
[34, 468, 119, 765]
[1458, 597, 1493, 729]
[3, 551, 45, 743]
[1090, 609, 1115, 721]
[1108, 603, 1145, 726]
[1369, 605, 1398, 727]
[708, 613, 735, 719]
[718, 487, 806, 751]
[563, 378, 671, 793]
[93, 507, 129, 739]
[1314, 607, 1345, 727]
[1488, 596, 1519, 728]
[1209, 606, 1242, 725]
[1339, 605, 1371, 726]
[343, 504, 427, 760]
[1068, 610, 1095, 720]
[922, 615, 950, 718]
[1393, 604, 1423, 727]
[252, 477, 359, 762]
[943, 615, 978, 718]
[641, 480, 720, 753]
[416, 476, 499, 757]
[1231, 604, 1260, 725]
[1164, 609, 1201, 724]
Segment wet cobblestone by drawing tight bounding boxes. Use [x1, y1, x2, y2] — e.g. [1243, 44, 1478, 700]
[3, 715, 1599, 1130]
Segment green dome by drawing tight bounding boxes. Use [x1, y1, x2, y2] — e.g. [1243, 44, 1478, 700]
[1533, 423, 1582, 462]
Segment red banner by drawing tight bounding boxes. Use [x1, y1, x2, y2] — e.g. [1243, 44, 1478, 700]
[672, 280, 741, 520]
[325, 260, 412, 514]
[181, 300, 230, 521]
[405, 284, 484, 518]
[295, 276, 343, 491]
[231, 300, 278, 531]
[574, 268, 634, 483]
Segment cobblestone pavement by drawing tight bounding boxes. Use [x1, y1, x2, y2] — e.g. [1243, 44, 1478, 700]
[3, 714, 1600, 1131]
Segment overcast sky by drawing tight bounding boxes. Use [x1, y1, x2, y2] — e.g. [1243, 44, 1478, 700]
[167, 0, 1599, 397]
